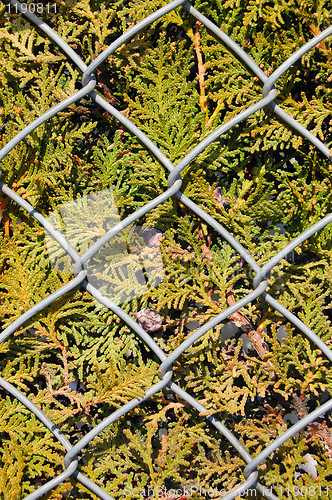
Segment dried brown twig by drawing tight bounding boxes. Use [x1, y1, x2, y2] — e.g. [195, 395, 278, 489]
[194, 21, 207, 117]
[226, 284, 271, 362]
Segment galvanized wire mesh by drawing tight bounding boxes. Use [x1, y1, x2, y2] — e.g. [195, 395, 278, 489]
[1, 0, 332, 498]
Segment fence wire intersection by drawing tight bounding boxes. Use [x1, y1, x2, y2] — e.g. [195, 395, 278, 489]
[0, 0, 332, 499]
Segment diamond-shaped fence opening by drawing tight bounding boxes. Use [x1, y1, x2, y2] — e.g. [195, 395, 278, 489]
[1, 0, 332, 499]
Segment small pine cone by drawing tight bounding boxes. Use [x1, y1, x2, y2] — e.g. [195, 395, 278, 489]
[213, 187, 230, 208]
[132, 308, 163, 332]
[142, 227, 163, 247]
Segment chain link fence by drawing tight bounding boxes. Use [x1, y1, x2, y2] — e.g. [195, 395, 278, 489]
[0, 0, 332, 498]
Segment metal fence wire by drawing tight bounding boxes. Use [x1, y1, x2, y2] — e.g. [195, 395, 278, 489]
[1, 0, 332, 499]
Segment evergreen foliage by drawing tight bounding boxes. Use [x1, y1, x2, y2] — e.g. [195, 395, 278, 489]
[0, 0, 332, 498]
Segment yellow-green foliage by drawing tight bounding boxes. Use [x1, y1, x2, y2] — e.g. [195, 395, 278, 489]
[1, 0, 332, 498]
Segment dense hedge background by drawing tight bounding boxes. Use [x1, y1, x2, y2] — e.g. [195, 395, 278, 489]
[1, 0, 332, 498]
